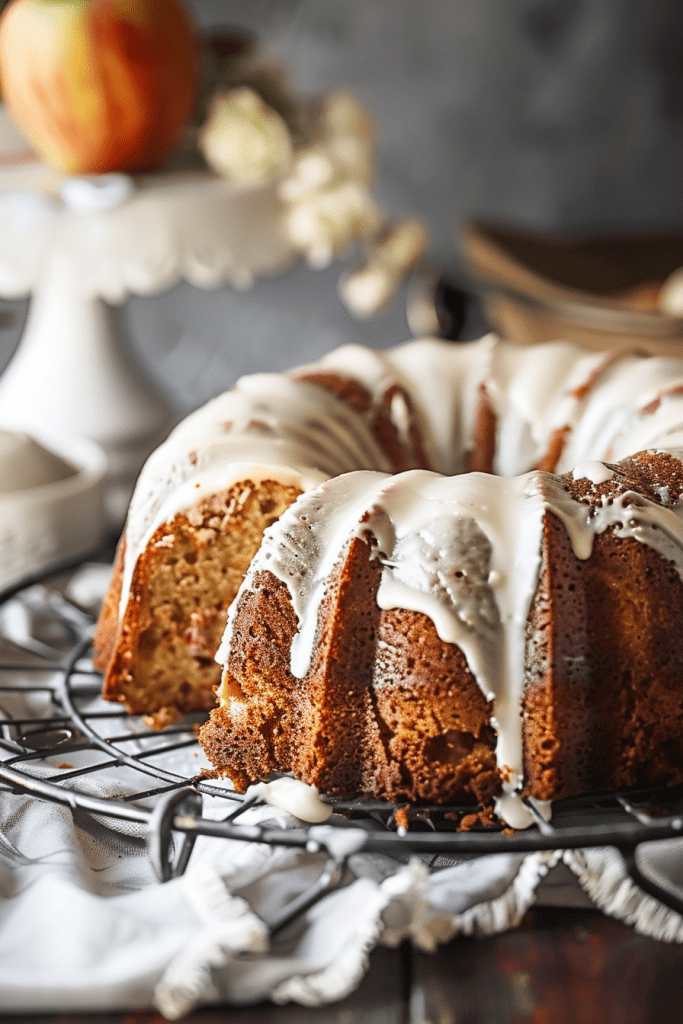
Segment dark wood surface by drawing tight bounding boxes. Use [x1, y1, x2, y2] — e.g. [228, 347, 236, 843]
[16, 907, 683, 1024]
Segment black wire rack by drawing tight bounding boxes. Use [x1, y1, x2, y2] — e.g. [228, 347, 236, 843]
[3, 559, 683, 933]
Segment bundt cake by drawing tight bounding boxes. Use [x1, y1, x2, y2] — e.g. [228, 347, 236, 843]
[96, 334, 683, 825]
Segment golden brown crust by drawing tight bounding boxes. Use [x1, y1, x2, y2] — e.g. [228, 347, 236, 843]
[525, 514, 683, 799]
[465, 382, 496, 474]
[523, 456, 683, 800]
[92, 535, 126, 673]
[293, 371, 373, 412]
[535, 425, 571, 474]
[295, 369, 432, 473]
[369, 607, 500, 805]
[98, 364, 437, 730]
[370, 381, 432, 473]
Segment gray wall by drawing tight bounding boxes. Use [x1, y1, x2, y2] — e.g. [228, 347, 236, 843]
[3, 0, 683, 412]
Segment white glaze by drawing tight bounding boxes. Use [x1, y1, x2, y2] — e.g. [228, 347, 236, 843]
[571, 461, 614, 484]
[376, 336, 493, 474]
[489, 340, 608, 475]
[306, 823, 368, 859]
[245, 777, 332, 822]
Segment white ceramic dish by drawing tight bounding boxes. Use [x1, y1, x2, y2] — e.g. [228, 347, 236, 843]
[0, 433, 108, 594]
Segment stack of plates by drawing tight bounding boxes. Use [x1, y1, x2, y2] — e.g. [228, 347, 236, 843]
[461, 220, 683, 357]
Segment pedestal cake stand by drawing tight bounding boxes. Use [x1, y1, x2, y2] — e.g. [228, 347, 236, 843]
[0, 154, 297, 525]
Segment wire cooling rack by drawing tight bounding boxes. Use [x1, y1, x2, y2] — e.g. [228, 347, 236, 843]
[2, 559, 683, 930]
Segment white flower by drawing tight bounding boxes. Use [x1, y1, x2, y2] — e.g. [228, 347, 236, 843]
[199, 86, 293, 185]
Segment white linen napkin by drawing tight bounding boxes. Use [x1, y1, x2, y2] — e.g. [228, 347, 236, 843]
[0, 564, 682, 1019]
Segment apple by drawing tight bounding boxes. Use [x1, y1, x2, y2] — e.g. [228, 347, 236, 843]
[0, 0, 198, 174]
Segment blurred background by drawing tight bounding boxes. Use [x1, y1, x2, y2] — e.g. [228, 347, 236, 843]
[3, 0, 683, 414]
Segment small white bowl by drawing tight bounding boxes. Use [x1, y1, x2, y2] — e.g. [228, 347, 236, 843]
[0, 433, 108, 594]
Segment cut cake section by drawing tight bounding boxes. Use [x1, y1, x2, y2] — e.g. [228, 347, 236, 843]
[95, 478, 302, 724]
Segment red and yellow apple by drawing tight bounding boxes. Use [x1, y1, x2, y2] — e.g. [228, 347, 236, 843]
[0, 0, 198, 174]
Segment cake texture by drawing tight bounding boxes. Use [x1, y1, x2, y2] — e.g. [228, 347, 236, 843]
[96, 335, 683, 824]
[94, 339, 431, 725]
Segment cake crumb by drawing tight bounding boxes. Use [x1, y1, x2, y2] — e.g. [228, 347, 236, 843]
[394, 805, 409, 830]
[144, 706, 183, 731]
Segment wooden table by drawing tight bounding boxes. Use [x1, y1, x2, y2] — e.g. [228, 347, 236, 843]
[23, 907, 683, 1024]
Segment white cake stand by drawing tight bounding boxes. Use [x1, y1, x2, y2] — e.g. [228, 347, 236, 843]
[0, 152, 297, 526]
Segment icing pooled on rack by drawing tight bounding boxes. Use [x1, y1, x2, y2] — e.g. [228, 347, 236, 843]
[245, 777, 332, 822]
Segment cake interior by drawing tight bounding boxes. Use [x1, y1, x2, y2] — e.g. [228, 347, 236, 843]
[95, 478, 302, 726]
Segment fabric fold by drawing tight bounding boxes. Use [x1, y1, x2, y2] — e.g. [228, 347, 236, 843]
[2, 567, 683, 1018]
